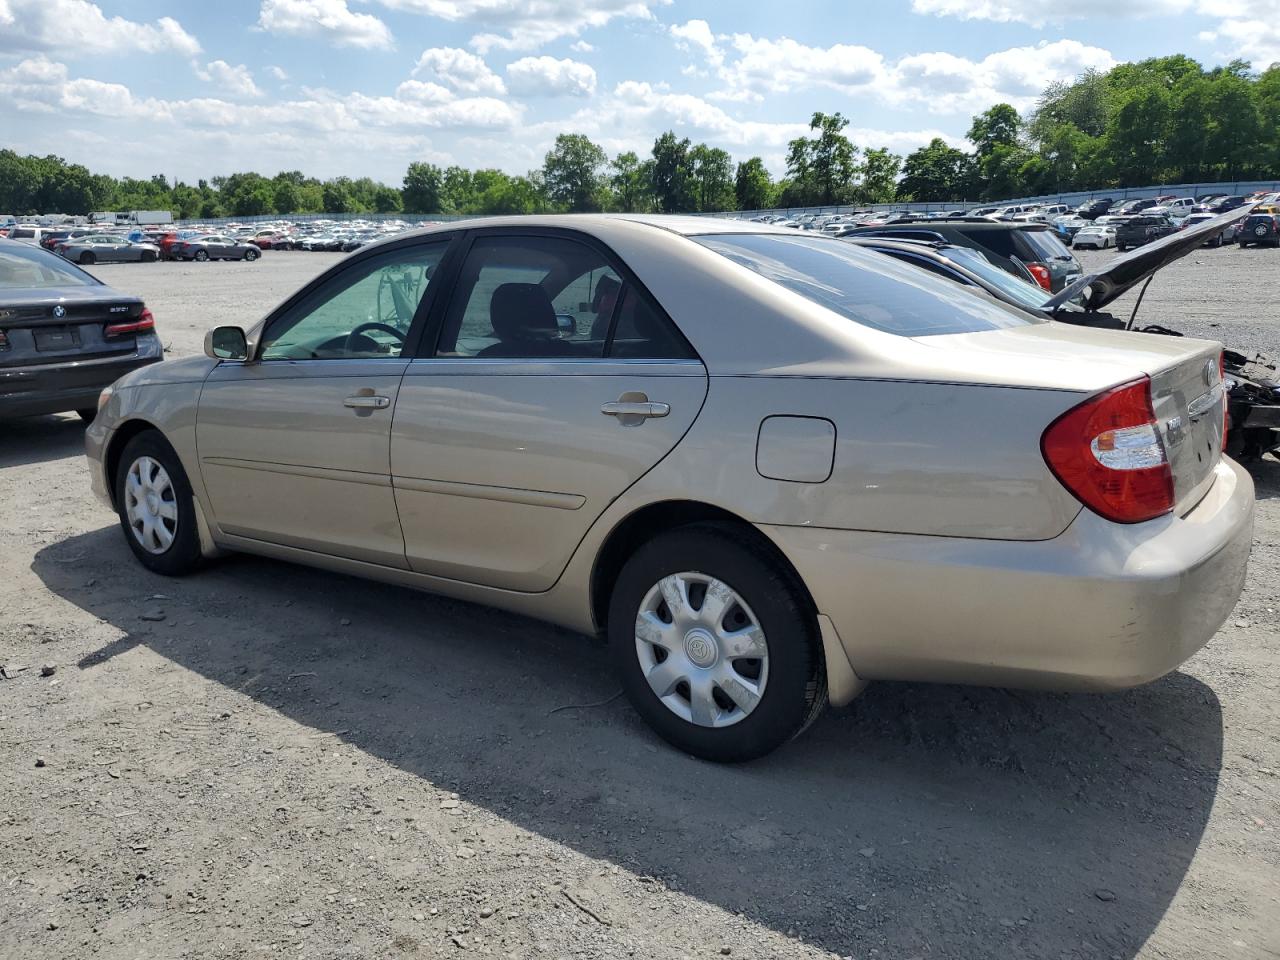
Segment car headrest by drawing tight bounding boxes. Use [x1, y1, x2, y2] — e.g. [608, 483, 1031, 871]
[490, 283, 556, 340]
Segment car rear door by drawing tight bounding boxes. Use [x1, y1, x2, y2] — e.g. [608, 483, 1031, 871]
[195, 238, 455, 567]
[390, 229, 708, 592]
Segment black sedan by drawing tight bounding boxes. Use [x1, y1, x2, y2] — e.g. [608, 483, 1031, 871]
[0, 239, 163, 421]
[171, 234, 261, 262]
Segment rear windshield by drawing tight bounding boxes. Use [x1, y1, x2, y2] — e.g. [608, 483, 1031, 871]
[1018, 229, 1074, 261]
[695, 233, 1041, 337]
[0, 244, 99, 289]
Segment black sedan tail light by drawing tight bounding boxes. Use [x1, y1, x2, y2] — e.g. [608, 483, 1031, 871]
[105, 308, 155, 338]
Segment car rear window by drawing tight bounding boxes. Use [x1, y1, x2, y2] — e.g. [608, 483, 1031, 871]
[695, 233, 1042, 337]
[0, 244, 99, 289]
[1014, 229, 1072, 261]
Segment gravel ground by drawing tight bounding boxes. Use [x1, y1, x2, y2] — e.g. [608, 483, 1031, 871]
[1, 245, 1278, 960]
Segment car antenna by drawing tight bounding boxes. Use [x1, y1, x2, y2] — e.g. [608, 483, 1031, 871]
[1126, 275, 1155, 331]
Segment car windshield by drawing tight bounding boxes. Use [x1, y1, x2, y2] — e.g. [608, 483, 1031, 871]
[0, 244, 99, 289]
[695, 233, 1041, 337]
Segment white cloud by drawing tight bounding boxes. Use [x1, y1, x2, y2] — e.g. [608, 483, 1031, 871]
[673, 29, 1115, 114]
[0, 0, 200, 56]
[1198, 1, 1280, 66]
[194, 60, 263, 99]
[570, 40, 594, 53]
[412, 47, 507, 95]
[909, 0, 1191, 26]
[268, 65, 289, 81]
[373, 0, 670, 53]
[670, 19, 723, 70]
[506, 56, 597, 96]
[256, 0, 393, 50]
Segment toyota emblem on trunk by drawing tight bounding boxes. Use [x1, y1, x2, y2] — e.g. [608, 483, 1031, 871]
[1202, 358, 1217, 386]
[52, 305, 65, 318]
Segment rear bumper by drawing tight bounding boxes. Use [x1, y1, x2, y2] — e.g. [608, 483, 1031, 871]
[764, 457, 1255, 692]
[0, 339, 163, 419]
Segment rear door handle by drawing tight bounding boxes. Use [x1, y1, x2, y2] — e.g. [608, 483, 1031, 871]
[343, 395, 390, 409]
[601, 400, 670, 419]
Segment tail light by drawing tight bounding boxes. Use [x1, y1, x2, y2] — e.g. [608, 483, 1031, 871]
[105, 308, 155, 338]
[1026, 262, 1052, 290]
[1041, 377, 1174, 524]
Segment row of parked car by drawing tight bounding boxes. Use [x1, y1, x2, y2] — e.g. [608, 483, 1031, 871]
[0, 218, 425, 265]
[749, 190, 1280, 252]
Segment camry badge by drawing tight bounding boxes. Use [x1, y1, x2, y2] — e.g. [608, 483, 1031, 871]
[52, 305, 66, 319]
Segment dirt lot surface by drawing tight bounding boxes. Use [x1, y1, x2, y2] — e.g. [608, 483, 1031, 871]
[2, 245, 1278, 960]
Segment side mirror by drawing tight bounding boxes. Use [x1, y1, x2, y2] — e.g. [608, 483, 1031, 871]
[555, 313, 578, 337]
[204, 326, 248, 361]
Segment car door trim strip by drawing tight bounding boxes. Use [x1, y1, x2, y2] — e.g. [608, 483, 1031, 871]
[392, 475, 585, 510]
[201, 457, 391, 488]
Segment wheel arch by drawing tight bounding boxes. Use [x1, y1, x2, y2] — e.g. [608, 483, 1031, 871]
[103, 418, 163, 510]
[589, 499, 818, 634]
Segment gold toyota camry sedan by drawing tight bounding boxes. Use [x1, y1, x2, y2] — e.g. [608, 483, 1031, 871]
[85, 215, 1255, 762]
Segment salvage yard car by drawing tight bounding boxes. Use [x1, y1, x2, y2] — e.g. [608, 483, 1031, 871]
[1237, 211, 1280, 248]
[1115, 215, 1177, 251]
[57, 234, 161, 265]
[84, 215, 1255, 762]
[172, 234, 261, 262]
[0, 238, 162, 421]
[1072, 223, 1117, 249]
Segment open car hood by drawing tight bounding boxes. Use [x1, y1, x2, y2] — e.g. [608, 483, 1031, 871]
[1045, 202, 1257, 312]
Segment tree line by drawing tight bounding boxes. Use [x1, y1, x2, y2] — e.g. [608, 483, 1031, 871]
[1, 55, 1276, 219]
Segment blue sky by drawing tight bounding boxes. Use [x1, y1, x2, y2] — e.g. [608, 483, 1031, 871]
[1, 0, 1277, 185]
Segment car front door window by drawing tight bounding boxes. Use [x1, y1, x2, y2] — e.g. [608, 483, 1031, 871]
[260, 244, 447, 360]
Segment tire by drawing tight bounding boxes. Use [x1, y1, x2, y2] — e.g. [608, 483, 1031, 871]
[243, 248, 259, 261]
[78, 251, 96, 265]
[142, 250, 157, 262]
[194, 250, 209, 262]
[76, 408, 97, 423]
[113, 430, 203, 576]
[607, 523, 827, 762]
[1116, 245, 1126, 252]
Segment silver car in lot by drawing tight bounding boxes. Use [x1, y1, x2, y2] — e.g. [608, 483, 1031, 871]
[58, 234, 161, 265]
[84, 215, 1255, 762]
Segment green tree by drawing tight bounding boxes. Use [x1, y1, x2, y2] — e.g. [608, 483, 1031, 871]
[734, 157, 774, 210]
[858, 147, 901, 203]
[786, 111, 859, 205]
[402, 162, 444, 213]
[967, 103, 1022, 160]
[541, 133, 608, 212]
[898, 138, 972, 202]
[687, 143, 735, 211]
[650, 131, 695, 212]
[610, 151, 651, 212]
[321, 179, 353, 213]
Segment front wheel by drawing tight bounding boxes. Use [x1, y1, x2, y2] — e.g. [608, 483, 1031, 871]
[114, 431, 203, 576]
[608, 524, 826, 762]
[79, 251, 96, 265]
[243, 248, 259, 261]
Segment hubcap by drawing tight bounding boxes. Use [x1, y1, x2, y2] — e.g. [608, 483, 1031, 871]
[124, 455, 178, 555]
[635, 572, 769, 729]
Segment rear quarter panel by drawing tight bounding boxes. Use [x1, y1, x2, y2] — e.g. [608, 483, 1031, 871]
[615, 374, 1085, 540]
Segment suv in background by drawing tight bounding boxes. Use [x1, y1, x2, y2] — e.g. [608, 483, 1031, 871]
[1207, 196, 1250, 214]
[1237, 211, 1280, 248]
[843, 219, 1082, 292]
[1115, 215, 1177, 251]
[1075, 198, 1114, 219]
[1116, 215, 1172, 252]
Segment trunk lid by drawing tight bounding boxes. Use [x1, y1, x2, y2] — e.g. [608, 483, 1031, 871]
[0, 290, 145, 368]
[918, 321, 1224, 514]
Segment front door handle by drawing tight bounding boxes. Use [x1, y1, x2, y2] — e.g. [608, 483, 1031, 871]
[343, 395, 390, 409]
[601, 401, 669, 418]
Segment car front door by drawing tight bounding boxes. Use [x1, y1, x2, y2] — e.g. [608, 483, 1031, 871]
[390, 230, 708, 592]
[196, 238, 454, 567]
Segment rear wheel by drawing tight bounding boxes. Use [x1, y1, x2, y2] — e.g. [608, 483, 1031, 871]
[194, 250, 209, 262]
[608, 524, 826, 762]
[113, 431, 203, 576]
[142, 249, 157, 262]
[243, 247, 259, 261]
[78, 251, 96, 265]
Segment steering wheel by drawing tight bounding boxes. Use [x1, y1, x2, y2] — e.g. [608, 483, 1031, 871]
[344, 322, 406, 355]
